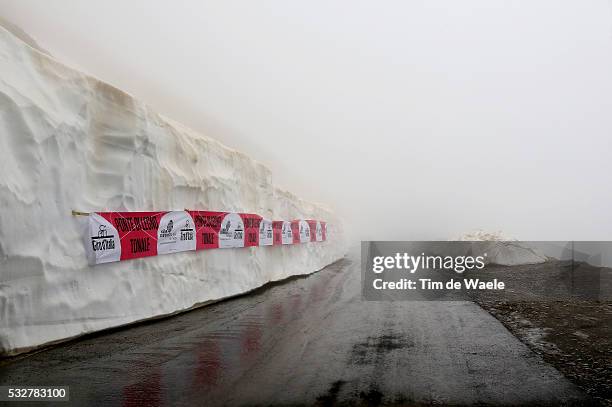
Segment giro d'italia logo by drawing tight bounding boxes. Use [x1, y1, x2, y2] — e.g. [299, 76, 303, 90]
[91, 225, 115, 251]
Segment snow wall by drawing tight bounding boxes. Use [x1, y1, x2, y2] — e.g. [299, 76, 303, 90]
[0, 26, 347, 356]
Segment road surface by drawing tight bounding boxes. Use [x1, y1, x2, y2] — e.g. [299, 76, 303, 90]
[0, 254, 588, 406]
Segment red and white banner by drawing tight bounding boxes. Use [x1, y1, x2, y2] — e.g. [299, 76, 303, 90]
[85, 210, 327, 265]
[291, 220, 311, 243]
[306, 220, 323, 242]
[86, 211, 165, 265]
[188, 211, 262, 249]
[272, 221, 293, 245]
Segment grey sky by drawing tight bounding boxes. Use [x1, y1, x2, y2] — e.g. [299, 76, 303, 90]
[1, 0, 611, 240]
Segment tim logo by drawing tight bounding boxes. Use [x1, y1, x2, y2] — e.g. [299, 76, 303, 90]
[180, 220, 194, 241]
[91, 225, 115, 251]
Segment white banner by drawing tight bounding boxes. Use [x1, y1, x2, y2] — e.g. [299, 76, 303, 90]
[157, 211, 196, 255]
[259, 218, 273, 246]
[219, 213, 245, 248]
[85, 213, 121, 265]
[315, 221, 323, 242]
[298, 220, 310, 243]
[281, 221, 293, 245]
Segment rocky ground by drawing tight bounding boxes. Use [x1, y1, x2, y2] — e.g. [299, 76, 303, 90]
[477, 300, 611, 406]
[470, 261, 611, 406]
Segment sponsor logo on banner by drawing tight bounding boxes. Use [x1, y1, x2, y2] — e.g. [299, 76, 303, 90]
[280, 221, 293, 245]
[219, 213, 245, 248]
[259, 219, 273, 246]
[306, 220, 319, 242]
[97, 211, 164, 261]
[290, 220, 310, 244]
[321, 222, 327, 241]
[240, 213, 262, 247]
[86, 213, 121, 265]
[315, 221, 323, 242]
[157, 211, 196, 255]
[298, 220, 310, 243]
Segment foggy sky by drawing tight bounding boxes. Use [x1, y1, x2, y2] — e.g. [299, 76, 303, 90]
[1, 0, 611, 241]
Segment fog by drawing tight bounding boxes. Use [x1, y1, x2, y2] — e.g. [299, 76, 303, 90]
[1, 0, 611, 241]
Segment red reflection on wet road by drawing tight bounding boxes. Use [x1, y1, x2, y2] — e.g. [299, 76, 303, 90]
[308, 280, 327, 303]
[241, 324, 262, 358]
[268, 303, 284, 325]
[122, 370, 162, 407]
[193, 339, 222, 389]
[291, 294, 302, 317]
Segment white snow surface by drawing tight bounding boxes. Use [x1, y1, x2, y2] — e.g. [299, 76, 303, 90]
[457, 230, 516, 242]
[457, 230, 547, 266]
[0, 26, 346, 356]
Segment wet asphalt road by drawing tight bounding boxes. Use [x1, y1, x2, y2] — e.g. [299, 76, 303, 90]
[0, 254, 588, 406]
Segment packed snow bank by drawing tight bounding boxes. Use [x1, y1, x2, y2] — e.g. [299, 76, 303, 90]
[0, 26, 346, 356]
[457, 230, 547, 266]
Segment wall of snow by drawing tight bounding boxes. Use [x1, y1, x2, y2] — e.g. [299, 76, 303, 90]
[0, 26, 346, 356]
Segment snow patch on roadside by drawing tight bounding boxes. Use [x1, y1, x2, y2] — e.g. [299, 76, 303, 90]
[457, 230, 547, 266]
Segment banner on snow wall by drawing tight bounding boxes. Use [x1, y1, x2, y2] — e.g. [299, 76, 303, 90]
[188, 211, 262, 249]
[306, 220, 324, 242]
[272, 221, 293, 245]
[291, 220, 311, 244]
[259, 219, 273, 246]
[85, 211, 197, 265]
[85, 210, 326, 265]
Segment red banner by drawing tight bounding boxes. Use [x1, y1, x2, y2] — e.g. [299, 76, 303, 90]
[188, 211, 225, 249]
[241, 213, 262, 247]
[306, 220, 318, 242]
[290, 220, 300, 244]
[272, 221, 283, 245]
